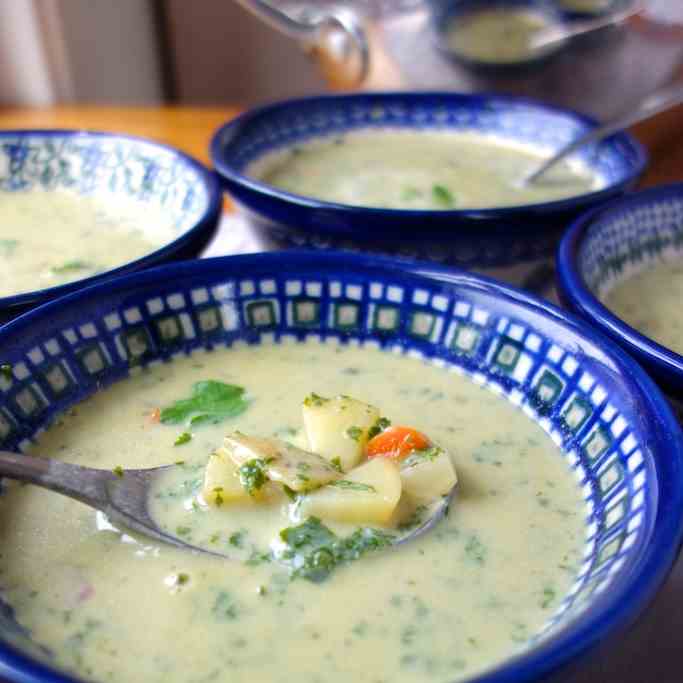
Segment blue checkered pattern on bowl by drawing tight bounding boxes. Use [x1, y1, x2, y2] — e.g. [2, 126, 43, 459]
[0, 253, 662, 675]
[578, 190, 683, 298]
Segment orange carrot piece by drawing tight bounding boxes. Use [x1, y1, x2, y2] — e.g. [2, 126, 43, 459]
[366, 426, 431, 460]
[148, 408, 161, 424]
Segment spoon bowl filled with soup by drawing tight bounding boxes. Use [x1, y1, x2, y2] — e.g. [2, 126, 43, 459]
[211, 92, 646, 286]
[0, 130, 222, 321]
[0, 250, 680, 683]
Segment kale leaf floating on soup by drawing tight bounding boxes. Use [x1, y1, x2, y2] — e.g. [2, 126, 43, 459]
[192, 394, 457, 581]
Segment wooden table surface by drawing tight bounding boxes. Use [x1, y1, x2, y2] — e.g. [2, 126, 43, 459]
[0, 104, 681, 191]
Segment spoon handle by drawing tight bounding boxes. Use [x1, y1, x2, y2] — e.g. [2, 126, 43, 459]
[526, 81, 683, 184]
[531, 2, 643, 50]
[0, 450, 114, 508]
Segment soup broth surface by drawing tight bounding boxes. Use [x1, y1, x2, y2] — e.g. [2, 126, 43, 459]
[445, 8, 552, 64]
[0, 341, 585, 683]
[255, 131, 599, 210]
[0, 191, 167, 297]
[604, 260, 683, 354]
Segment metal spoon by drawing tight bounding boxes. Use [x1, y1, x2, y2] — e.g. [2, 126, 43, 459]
[525, 81, 683, 185]
[529, 1, 642, 53]
[0, 450, 456, 555]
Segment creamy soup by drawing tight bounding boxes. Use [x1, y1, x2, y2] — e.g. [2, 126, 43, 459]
[0, 191, 167, 297]
[604, 261, 683, 354]
[445, 8, 553, 64]
[558, 0, 614, 12]
[256, 132, 599, 210]
[0, 341, 585, 683]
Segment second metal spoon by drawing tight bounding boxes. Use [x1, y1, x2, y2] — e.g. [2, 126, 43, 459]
[525, 81, 683, 185]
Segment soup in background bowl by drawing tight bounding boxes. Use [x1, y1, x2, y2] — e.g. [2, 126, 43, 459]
[210, 92, 646, 287]
[437, 0, 568, 69]
[557, 182, 683, 397]
[0, 251, 680, 683]
[0, 130, 222, 321]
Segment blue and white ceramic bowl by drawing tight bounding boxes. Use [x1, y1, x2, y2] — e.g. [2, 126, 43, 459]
[210, 92, 646, 286]
[0, 130, 222, 320]
[554, 0, 630, 20]
[0, 251, 681, 683]
[433, 0, 569, 72]
[556, 183, 683, 397]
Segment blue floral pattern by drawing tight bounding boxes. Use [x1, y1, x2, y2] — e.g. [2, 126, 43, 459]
[211, 93, 646, 272]
[0, 134, 210, 231]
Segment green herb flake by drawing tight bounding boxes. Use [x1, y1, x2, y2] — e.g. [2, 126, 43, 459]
[403, 446, 444, 468]
[174, 432, 192, 446]
[245, 548, 272, 566]
[283, 485, 298, 502]
[238, 458, 268, 496]
[112, 465, 124, 478]
[432, 184, 455, 207]
[50, 260, 94, 274]
[464, 535, 487, 565]
[238, 459, 269, 496]
[211, 590, 239, 621]
[401, 186, 422, 201]
[303, 392, 328, 408]
[540, 586, 556, 609]
[0, 364, 12, 381]
[329, 480, 376, 493]
[229, 531, 245, 548]
[346, 426, 363, 442]
[279, 517, 394, 583]
[330, 457, 343, 473]
[160, 380, 249, 426]
[397, 504, 428, 531]
[176, 572, 190, 585]
[352, 620, 369, 637]
[367, 417, 391, 440]
[0, 239, 18, 256]
[280, 516, 336, 550]
[176, 525, 191, 538]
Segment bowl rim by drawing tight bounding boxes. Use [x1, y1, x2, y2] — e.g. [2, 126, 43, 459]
[556, 182, 683, 385]
[209, 91, 648, 227]
[0, 128, 223, 312]
[0, 250, 681, 683]
[432, 0, 569, 69]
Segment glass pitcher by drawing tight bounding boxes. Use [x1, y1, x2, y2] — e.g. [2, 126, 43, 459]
[234, 0, 683, 119]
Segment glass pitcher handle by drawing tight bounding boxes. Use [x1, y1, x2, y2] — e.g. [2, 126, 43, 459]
[234, 0, 369, 88]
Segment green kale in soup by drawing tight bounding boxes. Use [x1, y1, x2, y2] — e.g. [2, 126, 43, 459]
[160, 380, 249, 425]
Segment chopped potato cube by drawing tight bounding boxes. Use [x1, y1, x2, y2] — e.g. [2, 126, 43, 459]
[302, 394, 380, 471]
[202, 450, 251, 505]
[400, 447, 457, 505]
[223, 433, 340, 492]
[298, 458, 401, 524]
